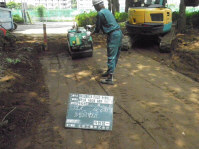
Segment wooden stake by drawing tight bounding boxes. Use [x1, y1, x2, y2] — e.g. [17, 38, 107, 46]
[43, 24, 48, 51]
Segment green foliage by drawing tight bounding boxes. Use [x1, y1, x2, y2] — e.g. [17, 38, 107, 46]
[168, 4, 176, 10]
[71, 0, 77, 9]
[28, 4, 36, 10]
[36, 5, 46, 18]
[75, 11, 128, 27]
[115, 12, 128, 22]
[7, 2, 21, 9]
[186, 11, 199, 27]
[13, 14, 24, 23]
[75, 11, 97, 27]
[6, 58, 21, 65]
[172, 11, 199, 28]
[119, 22, 125, 28]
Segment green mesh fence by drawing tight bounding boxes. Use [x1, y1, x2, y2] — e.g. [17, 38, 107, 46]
[12, 10, 22, 17]
[12, 9, 80, 22]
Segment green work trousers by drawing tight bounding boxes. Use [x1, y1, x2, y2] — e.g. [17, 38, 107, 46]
[107, 29, 123, 74]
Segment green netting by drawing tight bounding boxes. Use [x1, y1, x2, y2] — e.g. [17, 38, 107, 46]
[12, 9, 80, 21]
[168, 5, 199, 12]
[12, 10, 22, 17]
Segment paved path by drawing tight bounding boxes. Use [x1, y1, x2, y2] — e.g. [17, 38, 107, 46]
[14, 22, 74, 35]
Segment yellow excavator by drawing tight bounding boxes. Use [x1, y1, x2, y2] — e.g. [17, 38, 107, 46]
[125, 0, 199, 52]
[125, 0, 175, 52]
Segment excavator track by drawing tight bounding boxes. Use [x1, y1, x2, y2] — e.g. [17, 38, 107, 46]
[159, 25, 177, 53]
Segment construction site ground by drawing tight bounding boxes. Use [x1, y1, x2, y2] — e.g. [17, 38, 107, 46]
[0, 23, 199, 149]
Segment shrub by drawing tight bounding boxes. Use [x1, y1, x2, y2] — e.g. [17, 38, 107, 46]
[115, 12, 128, 22]
[75, 11, 128, 27]
[13, 14, 24, 23]
[187, 11, 199, 27]
[119, 22, 125, 28]
[75, 11, 97, 27]
[6, 58, 21, 65]
[172, 11, 199, 28]
[36, 5, 46, 21]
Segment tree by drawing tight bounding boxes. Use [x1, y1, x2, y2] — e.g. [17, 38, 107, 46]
[111, 0, 120, 14]
[125, 0, 130, 12]
[178, 0, 186, 32]
[108, 0, 111, 11]
[28, 4, 36, 10]
[7, 2, 22, 9]
[71, 0, 77, 9]
[108, 0, 120, 14]
[36, 5, 46, 22]
[125, 0, 136, 12]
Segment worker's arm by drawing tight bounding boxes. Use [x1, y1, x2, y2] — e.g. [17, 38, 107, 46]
[93, 13, 102, 34]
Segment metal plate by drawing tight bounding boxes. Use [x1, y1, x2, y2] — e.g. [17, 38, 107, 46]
[65, 93, 114, 131]
[0, 7, 14, 30]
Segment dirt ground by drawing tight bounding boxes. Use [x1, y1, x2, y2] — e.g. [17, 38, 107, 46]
[0, 28, 199, 149]
[0, 35, 48, 149]
[172, 29, 199, 82]
[133, 29, 199, 82]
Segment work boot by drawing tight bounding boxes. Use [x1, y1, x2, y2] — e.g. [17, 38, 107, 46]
[101, 71, 109, 77]
[100, 74, 114, 85]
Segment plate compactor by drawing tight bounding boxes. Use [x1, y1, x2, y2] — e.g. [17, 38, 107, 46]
[67, 25, 93, 59]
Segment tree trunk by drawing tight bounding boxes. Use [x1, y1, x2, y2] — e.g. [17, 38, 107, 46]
[111, 0, 120, 15]
[125, 0, 135, 12]
[108, 0, 112, 11]
[125, 0, 130, 12]
[115, 0, 120, 12]
[178, 0, 186, 33]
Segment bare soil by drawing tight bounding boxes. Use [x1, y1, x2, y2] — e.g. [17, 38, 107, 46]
[171, 29, 199, 82]
[132, 29, 199, 82]
[0, 29, 199, 149]
[0, 36, 48, 149]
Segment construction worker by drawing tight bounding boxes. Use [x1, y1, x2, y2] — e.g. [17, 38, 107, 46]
[92, 0, 123, 85]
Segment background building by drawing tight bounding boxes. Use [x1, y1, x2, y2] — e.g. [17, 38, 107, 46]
[76, 0, 108, 11]
[3, 0, 124, 11]
[33, 0, 72, 9]
[76, 0, 125, 12]
[4, 0, 194, 12]
[3, 0, 72, 9]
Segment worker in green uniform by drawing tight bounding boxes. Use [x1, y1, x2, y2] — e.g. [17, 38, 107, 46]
[92, 0, 123, 85]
